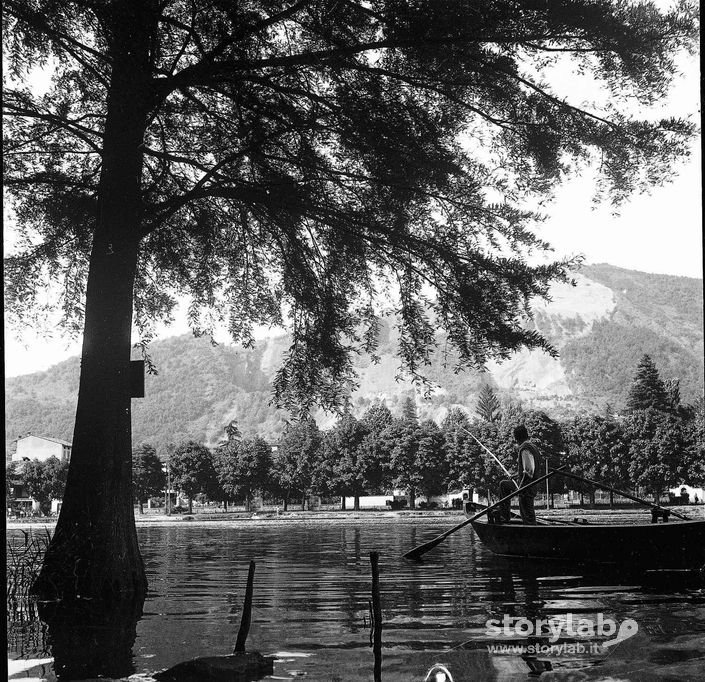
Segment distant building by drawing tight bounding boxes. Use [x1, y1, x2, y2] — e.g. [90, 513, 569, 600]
[7, 434, 71, 516]
[669, 485, 705, 505]
[12, 434, 72, 464]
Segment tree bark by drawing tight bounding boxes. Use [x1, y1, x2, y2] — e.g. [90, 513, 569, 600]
[354, 495, 360, 511]
[33, 2, 157, 601]
[341, 495, 346, 510]
[409, 487, 416, 510]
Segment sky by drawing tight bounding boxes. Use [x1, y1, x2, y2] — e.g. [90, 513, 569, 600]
[539, 147, 702, 277]
[4, 19, 702, 379]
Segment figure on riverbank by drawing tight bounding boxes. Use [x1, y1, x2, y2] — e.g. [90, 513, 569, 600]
[497, 425, 543, 524]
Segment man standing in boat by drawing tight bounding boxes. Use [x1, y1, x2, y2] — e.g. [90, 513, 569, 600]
[497, 425, 542, 524]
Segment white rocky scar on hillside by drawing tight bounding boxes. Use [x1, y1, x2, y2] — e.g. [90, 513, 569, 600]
[487, 273, 616, 399]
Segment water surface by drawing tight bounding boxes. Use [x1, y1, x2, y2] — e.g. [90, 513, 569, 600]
[8, 519, 705, 680]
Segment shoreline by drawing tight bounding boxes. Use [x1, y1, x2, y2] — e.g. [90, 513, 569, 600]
[6, 509, 465, 529]
[7, 504, 702, 530]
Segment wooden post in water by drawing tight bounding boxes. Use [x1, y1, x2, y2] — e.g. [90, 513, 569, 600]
[234, 561, 256, 653]
[153, 558, 275, 680]
[370, 551, 382, 682]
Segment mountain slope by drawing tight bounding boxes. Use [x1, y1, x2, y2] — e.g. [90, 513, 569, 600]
[5, 264, 703, 456]
[561, 264, 703, 408]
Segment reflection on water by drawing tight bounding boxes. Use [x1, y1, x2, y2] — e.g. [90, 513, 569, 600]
[40, 595, 144, 680]
[7, 521, 705, 680]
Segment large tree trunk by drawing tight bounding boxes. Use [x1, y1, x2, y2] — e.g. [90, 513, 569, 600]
[33, 3, 156, 601]
[354, 495, 360, 511]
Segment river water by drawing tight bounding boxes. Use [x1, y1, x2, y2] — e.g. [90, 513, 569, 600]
[7, 517, 705, 681]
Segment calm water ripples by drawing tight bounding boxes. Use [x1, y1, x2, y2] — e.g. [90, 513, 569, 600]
[8, 519, 705, 681]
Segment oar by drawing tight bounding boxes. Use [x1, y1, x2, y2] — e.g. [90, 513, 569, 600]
[559, 470, 690, 521]
[403, 466, 566, 560]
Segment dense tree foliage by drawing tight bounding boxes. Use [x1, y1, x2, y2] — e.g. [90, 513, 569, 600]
[124, 359, 702, 510]
[384, 417, 447, 508]
[3, 0, 697, 599]
[168, 440, 218, 513]
[273, 417, 322, 510]
[6, 462, 19, 500]
[132, 443, 166, 514]
[361, 402, 394, 434]
[684, 398, 705, 488]
[414, 420, 449, 498]
[222, 420, 242, 445]
[626, 354, 669, 413]
[357, 402, 395, 500]
[19, 457, 69, 515]
[214, 436, 272, 511]
[401, 397, 419, 424]
[624, 409, 686, 504]
[443, 408, 475, 488]
[563, 415, 630, 505]
[9, 2, 697, 408]
[476, 384, 501, 423]
[321, 412, 370, 509]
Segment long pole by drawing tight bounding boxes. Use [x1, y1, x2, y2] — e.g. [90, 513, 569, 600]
[403, 466, 565, 560]
[461, 427, 518, 489]
[559, 470, 690, 521]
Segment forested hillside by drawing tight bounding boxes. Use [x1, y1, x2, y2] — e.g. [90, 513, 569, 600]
[6, 265, 703, 457]
[562, 265, 704, 407]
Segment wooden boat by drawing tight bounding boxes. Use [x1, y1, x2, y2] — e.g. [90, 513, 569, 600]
[403, 467, 703, 565]
[466, 504, 705, 569]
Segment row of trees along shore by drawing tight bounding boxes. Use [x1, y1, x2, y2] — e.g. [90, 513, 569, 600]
[5, 0, 697, 600]
[6, 457, 69, 516]
[132, 355, 704, 512]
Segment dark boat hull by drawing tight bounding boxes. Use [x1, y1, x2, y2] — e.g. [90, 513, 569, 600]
[470, 518, 705, 569]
